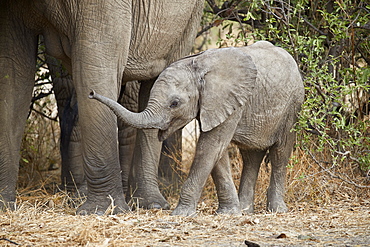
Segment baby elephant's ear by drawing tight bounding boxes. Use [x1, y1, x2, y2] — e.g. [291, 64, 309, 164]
[195, 48, 257, 132]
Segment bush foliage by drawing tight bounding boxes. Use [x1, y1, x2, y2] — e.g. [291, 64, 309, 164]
[197, 0, 370, 185]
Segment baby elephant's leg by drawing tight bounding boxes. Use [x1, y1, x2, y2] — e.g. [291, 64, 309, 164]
[238, 149, 266, 213]
[171, 110, 243, 216]
[171, 131, 232, 216]
[267, 132, 296, 213]
[211, 149, 241, 215]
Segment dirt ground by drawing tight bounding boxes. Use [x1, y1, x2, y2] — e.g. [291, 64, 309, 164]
[0, 195, 369, 247]
[5, 142, 370, 246]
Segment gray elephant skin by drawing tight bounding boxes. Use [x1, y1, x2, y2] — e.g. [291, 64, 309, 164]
[51, 64, 181, 200]
[89, 41, 305, 216]
[51, 59, 138, 197]
[0, 0, 203, 214]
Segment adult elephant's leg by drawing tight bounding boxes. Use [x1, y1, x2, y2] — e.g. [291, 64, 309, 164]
[118, 81, 139, 195]
[129, 79, 169, 209]
[60, 111, 87, 195]
[0, 8, 37, 209]
[48, 57, 86, 195]
[238, 149, 266, 213]
[211, 149, 241, 215]
[70, 7, 131, 215]
[74, 76, 129, 215]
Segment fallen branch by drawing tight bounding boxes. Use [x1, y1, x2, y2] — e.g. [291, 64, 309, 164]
[0, 238, 20, 246]
[31, 108, 58, 122]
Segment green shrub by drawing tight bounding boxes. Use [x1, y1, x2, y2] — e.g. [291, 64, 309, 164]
[199, 0, 370, 185]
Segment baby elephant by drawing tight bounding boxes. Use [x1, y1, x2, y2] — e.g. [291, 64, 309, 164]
[89, 41, 305, 216]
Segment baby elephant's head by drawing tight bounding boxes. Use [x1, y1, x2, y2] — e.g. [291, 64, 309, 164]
[89, 47, 257, 141]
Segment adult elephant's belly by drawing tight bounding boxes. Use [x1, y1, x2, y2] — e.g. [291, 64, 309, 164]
[123, 0, 200, 82]
[123, 56, 168, 82]
[123, 26, 189, 82]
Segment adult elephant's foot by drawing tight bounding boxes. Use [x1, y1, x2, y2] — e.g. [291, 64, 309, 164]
[129, 189, 170, 210]
[0, 200, 16, 211]
[171, 203, 197, 217]
[72, 183, 88, 198]
[58, 182, 88, 199]
[0, 191, 16, 211]
[76, 194, 130, 215]
[267, 199, 288, 213]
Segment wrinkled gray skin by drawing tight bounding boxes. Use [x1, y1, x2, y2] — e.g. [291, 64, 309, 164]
[47, 56, 87, 195]
[49, 54, 138, 196]
[90, 41, 305, 216]
[51, 62, 181, 199]
[0, 0, 203, 214]
[51, 61, 139, 196]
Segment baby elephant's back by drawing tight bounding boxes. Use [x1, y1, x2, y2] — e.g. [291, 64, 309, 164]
[240, 41, 303, 96]
[234, 41, 304, 149]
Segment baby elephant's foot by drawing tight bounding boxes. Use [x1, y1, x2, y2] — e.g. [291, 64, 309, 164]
[267, 200, 288, 213]
[171, 204, 197, 217]
[216, 205, 242, 216]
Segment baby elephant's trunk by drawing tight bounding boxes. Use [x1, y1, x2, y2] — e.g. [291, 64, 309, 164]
[88, 90, 162, 130]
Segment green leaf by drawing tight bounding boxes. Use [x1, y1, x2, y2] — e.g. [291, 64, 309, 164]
[22, 158, 29, 164]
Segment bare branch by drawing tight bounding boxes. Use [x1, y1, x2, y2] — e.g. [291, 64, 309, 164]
[307, 150, 370, 189]
[302, 18, 328, 36]
[31, 108, 58, 122]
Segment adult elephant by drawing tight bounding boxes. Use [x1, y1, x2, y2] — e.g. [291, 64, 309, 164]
[0, 0, 203, 214]
[49, 55, 138, 197]
[50, 58, 181, 199]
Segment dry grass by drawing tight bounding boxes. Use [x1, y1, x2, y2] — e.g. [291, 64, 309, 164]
[3, 97, 369, 246]
[1, 192, 369, 246]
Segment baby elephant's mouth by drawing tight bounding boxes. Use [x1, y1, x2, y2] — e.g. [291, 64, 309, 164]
[156, 120, 172, 141]
[158, 121, 189, 142]
[158, 120, 180, 141]
[158, 129, 171, 142]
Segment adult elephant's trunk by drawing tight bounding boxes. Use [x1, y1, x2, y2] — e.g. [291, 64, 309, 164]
[89, 90, 165, 130]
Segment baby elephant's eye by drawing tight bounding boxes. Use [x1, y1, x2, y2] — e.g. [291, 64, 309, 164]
[170, 100, 179, 108]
